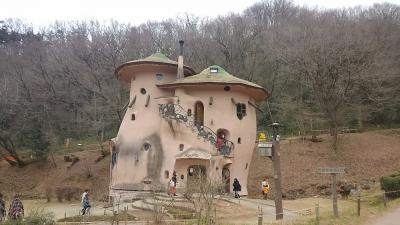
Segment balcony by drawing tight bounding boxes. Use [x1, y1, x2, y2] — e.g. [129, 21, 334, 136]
[159, 103, 234, 158]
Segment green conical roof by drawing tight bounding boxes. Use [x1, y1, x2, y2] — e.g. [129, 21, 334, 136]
[115, 52, 196, 77]
[136, 53, 178, 64]
[158, 65, 268, 100]
[161, 65, 265, 89]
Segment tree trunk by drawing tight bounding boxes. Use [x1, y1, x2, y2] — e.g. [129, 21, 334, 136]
[332, 123, 338, 151]
[358, 106, 363, 132]
[328, 111, 339, 151]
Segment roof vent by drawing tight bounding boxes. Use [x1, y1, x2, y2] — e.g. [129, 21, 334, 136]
[210, 67, 219, 74]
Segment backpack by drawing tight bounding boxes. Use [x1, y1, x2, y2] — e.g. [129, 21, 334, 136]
[169, 180, 175, 187]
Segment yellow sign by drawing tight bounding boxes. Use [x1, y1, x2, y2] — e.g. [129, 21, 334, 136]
[258, 132, 267, 141]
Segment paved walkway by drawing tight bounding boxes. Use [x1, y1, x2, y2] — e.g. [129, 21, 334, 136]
[222, 197, 298, 221]
[365, 206, 400, 225]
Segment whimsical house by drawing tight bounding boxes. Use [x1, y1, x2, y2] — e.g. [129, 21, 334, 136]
[110, 44, 268, 197]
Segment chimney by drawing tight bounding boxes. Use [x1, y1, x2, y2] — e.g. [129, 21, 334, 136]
[177, 40, 184, 80]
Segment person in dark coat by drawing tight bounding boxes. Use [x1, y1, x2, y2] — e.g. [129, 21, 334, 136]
[232, 178, 241, 198]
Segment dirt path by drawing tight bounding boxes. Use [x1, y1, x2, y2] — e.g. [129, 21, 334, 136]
[24, 199, 109, 219]
[222, 197, 298, 223]
[364, 206, 400, 225]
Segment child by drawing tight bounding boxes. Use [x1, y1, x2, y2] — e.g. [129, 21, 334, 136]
[261, 177, 270, 199]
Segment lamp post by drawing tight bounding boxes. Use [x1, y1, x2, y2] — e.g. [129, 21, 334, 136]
[258, 122, 284, 220]
[271, 122, 283, 220]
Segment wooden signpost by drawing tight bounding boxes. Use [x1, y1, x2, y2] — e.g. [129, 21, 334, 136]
[318, 167, 346, 217]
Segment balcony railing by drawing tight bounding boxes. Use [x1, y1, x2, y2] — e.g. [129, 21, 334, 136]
[159, 103, 234, 157]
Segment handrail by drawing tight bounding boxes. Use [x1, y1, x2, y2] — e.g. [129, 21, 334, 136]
[159, 103, 234, 157]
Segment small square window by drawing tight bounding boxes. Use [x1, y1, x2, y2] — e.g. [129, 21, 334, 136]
[156, 73, 164, 80]
[210, 67, 218, 73]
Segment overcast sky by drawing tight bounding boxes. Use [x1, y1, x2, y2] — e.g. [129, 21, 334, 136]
[1, 0, 400, 28]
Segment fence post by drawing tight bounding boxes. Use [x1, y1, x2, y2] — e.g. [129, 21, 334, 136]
[257, 206, 263, 225]
[357, 195, 361, 216]
[315, 203, 320, 225]
[214, 207, 217, 224]
[383, 192, 387, 207]
[258, 214, 263, 225]
[124, 207, 127, 225]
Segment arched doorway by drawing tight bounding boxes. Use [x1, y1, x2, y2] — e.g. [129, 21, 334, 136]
[187, 165, 206, 190]
[222, 165, 231, 193]
[194, 101, 204, 127]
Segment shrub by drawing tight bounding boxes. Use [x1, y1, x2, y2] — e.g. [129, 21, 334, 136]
[54, 187, 80, 202]
[55, 187, 64, 202]
[44, 187, 52, 202]
[2, 209, 55, 225]
[23, 210, 55, 225]
[380, 173, 400, 198]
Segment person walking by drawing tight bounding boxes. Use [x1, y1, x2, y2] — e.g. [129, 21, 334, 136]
[233, 178, 241, 199]
[0, 193, 6, 222]
[81, 190, 91, 215]
[261, 177, 270, 199]
[8, 194, 24, 220]
[168, 171, 178, 196]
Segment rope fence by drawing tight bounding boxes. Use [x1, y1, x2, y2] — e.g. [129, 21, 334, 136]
[253, 189, 400, 225]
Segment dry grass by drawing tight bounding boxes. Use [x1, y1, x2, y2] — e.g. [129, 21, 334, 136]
[248, 129, 400, 199]
[269, 186, 400, 225]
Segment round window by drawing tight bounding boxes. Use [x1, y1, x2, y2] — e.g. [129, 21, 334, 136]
[156, 73, 164, 81]
[143, 142, 151, 151]
[140, 88, 146, 95]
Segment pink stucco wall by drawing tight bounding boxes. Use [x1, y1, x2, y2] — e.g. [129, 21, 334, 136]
[111, 64, 260, 196]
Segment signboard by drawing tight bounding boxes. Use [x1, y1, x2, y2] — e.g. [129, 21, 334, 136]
[258, 141, 273, 157]
[318, 167, 346, 174]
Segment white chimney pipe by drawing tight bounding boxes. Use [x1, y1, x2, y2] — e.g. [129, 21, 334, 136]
[177, 40, 184, 80]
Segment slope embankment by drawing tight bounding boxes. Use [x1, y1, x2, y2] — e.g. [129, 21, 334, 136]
[0, 129, 399, 200]
[248, 129, 400, 199]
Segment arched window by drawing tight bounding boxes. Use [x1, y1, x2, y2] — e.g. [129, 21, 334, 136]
[236, 103, 246, 120]
[194, 101, 204, 126]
